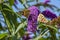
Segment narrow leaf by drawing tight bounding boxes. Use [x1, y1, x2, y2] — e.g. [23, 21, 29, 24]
[15, 21, 27, 34]
[0, 33, 8, 39]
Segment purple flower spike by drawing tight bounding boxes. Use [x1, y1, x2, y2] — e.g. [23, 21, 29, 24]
[42, 10, 57, 20]
[28, 6, 40, 17]
[23, 33, 32, 40]
[44, 0, 50, 4]
[27, 6, 40, 33]
[14, 0, 18, 4]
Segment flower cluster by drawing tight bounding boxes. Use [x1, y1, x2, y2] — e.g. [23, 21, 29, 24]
[49, 16, 60, 25]
[27, 6, 40, 32]
[45, 16, 60, 29]
[44, 0, 50, 4]
[23, 33, 32, 40]
[14, 0, 18, 4]
[23, 6, 57, 40]
[42, 10, 57, 20]
[27, 7, 57, 32]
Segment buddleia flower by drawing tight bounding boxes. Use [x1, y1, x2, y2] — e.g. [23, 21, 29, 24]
[47, 16, 60, 28]
[37, 13, 48, 23]
[50, 16, 60, 25]
[42, 10, 57, 20]
[27, 6, 40, 32]
[23, 33, 32, 40]
[14, 0, 18, 4]
[44, 0, 50, 4]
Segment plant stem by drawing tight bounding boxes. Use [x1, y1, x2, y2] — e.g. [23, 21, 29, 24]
[33, 30, 49, 40]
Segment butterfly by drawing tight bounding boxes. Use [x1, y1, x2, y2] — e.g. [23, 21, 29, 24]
[23, 9, 30, 18]
[37, 13, 48, 23]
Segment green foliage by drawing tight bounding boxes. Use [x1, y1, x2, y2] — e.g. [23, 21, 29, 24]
[15, 21, 27, 34]
[8, 0, 14, 6]
[0, 23, 3, 30]
[0, 33, 8, 39]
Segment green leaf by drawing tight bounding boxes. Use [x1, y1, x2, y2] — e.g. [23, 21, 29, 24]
[19, 0, 26, 4]
[15, 21, 27, 34]
[38, 23, 57, 32]
[27, 0, 35, 3]
[19, 0, 29, 8]
[46, 25, 57, 32]
[19, 28, 25, 37]
[33, 30, 49, 40]
[8, 0, 14, 6]
[0, 33, 8, 39]
[0, 23, 3, 30]
[39, 37, 50, 40]
[0, 4, 1, 10]
[2, 3, 12, 10]
[2, 3, 19, 27]
[2, 4, 14, 34]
